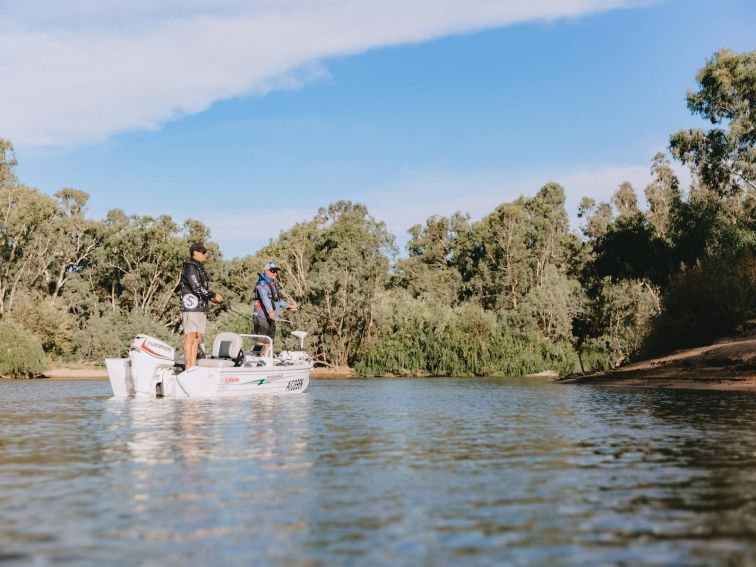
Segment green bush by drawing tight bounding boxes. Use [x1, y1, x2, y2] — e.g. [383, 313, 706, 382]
[591, 278, 660, 367]
[356, 295, 581, 377]
[74, 309, 179, 361]
[0, 319, 46, 378]
[13, 293, 77, 358]
[645, 251, 756, 354]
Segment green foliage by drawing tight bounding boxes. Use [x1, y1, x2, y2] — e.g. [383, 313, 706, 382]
[578, 197, 612, 240]
[357, 294, 581, 377]
[73, 309, 178, 361]
[396, 213, 467, 305]
[645, 153, 680, 239]
[263, 201, 396, 368]
[645, 252, 756, 353]
[12, 294, 77, 358]
[457, 183, 576, 314]
[93, 211, 193, 323]
[591, 278, 660, 366]
[670, 49, 755, 196]
[0, 319, 45, 378]
[612, 182, 639, 218]
[517, 265, 585, 342]
[591, 213, 671, 286]
[0, 182, 59, 314]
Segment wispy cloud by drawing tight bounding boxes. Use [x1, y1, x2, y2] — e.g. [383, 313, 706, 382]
[1, 0, 651, 146]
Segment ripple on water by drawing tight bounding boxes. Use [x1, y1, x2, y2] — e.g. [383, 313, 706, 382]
[2, 378, 756, 565]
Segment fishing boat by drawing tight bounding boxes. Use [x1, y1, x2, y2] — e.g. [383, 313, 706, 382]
[106, 331, 312, 398]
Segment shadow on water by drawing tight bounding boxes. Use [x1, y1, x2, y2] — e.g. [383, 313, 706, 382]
[2, 378, 756, 565]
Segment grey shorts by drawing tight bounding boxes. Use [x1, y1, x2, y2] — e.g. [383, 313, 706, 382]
[254, 316, 276, 339]
[182, 311, 207, 334]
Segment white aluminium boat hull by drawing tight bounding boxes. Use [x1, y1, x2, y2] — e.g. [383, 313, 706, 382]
[106, 357, 311, 399]
[173, 364, 311, 398]
[106, 333, 312, 399]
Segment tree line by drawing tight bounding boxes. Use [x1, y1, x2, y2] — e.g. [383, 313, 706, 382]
[1, 48, 754, 378]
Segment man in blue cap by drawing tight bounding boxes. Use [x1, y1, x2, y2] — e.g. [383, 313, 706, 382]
[253, 262, 298, 355]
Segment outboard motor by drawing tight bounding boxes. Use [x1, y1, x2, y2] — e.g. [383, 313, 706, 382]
[128, 335, 176, 396]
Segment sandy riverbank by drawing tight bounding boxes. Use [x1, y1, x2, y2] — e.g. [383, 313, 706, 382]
[561, 329, 756, 391]
[43, 365, 357, 380]
[44, 366, 108, 379]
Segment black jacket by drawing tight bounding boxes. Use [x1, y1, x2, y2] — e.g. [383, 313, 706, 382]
[178, 259, 215, 313]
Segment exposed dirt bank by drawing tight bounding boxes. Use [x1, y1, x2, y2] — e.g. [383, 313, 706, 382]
[310, 366, 358, 379]
[561, 328, 756, 391]
[41, 365, 356, 380]
[44, 365, 108, 380]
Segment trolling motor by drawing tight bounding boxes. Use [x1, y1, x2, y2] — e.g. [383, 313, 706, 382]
[291, 330, 308, 349]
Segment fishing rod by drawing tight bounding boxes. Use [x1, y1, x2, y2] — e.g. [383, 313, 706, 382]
[222, 303, 297, 325]
[212, 280, 311, 326]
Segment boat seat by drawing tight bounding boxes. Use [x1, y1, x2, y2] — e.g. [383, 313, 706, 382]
[196, 332, 243, 368]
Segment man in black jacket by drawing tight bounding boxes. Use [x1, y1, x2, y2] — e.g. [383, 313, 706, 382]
[179, 242, 222, 369]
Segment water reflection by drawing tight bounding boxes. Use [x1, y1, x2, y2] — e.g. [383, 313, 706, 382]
[3, 379, 756, 564]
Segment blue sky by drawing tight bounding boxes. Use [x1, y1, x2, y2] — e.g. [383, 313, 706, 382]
[4, 0, 754, 257]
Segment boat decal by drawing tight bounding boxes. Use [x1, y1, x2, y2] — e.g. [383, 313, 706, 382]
[286, 378, 304, 391]
[139, 338, 173, 360]
[220, 377, 266, 386]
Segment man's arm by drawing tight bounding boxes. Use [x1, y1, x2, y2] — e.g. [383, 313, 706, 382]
[276, 283, 298, 312]
[186, 264, 216, 301]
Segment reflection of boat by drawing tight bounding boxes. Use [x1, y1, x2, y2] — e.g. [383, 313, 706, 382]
[106, 332, 311, 398]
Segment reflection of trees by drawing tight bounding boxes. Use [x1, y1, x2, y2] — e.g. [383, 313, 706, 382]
[101, 395, 313, 548]
[565, 387, 756, 553]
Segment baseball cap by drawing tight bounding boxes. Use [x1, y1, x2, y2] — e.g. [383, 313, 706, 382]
[264, 262, 280, 272]
[190, 242, 207, 254]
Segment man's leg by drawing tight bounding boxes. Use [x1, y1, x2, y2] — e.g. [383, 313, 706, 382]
[267, 320, 276, 357]
[185, 332, 201, 368]
[255, 317, 273, 357]
[183, 333, 193, 367]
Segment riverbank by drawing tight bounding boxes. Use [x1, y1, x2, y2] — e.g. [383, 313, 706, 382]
[44, 364, 108, 380]
[40, 330, 756, 387]
[42, 364, 357, 380]
[562, 327, 756, 390]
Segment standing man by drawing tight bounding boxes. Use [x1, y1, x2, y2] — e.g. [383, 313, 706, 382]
[253, 262, 298, 355]
[179, 242, 222, 369]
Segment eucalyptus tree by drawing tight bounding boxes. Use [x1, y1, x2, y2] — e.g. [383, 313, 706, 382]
[611, 182, 639, 219]
[578, 197, 612, 240]
[525, 182, 575, 285]
[457, 199, 531, 311]
[670, 48, 755, 197]
[0, 140, 16, 188]
[43, 189, 103, 299]
[397, 213, 467, 306]
[0, 185, 56, 314]
[93, 211, 206, 324]
[261, 201, 396, 369]
[456, 182, 582, 343]
[644, 153, 680, 239]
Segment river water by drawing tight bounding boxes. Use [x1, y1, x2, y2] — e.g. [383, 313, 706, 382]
[2, 378, 756, 565]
